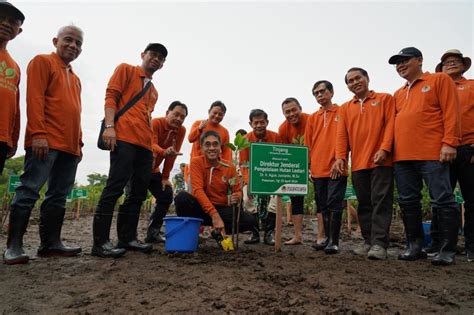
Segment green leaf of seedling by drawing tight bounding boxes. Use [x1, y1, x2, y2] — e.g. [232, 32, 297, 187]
[228, 176, 237, 185]
[225, 143, 236, 151]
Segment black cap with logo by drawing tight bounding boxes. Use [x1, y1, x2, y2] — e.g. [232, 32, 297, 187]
[388, 47, 422, 65]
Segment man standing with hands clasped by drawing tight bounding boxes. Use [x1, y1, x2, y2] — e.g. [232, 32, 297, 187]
[92, 43, 167, 258]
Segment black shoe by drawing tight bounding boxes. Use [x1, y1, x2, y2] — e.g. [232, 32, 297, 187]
[324, 210, 342, 255]
[264, 230, 275, 246]
[117, 239, 153, 253]
[312, 238, 328, 251]
[424, 242, 440, 257]
[37, 207, 81, 257]
[244, 228, 260, 244]
[399, 207, 427, 261]
[145, 228, 166, 244]
[3, 207, 31, 265]
[91, 241, 126, 258]
[263, 213, 275, 246]
[467, 249, 474, 262]
[398, 241, 427, 261]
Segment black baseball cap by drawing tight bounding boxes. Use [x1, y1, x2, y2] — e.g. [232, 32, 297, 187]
[388, 47, 423, 65]
[144, 43, 168, 58]
[0, 1, 25, 24]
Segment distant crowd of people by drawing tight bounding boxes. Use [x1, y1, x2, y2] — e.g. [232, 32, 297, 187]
[1, 2, 472, 267]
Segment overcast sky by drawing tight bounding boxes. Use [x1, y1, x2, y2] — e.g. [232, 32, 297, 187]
[8, 0, 473, 184]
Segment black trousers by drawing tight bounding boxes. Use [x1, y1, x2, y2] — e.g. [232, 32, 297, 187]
[174, 191, 255, 235]
[95, 141, 153, 224]
[352, 166, 394, 248]
[313, 176, 347, 214]
[450, 144, 474, 250]
[0, 142, 8, 175]
[290, 196, 305, 215]
[148, 172, 174, 226]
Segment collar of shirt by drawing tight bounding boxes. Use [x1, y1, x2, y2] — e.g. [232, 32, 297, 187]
[351, 90, 376, 104]
[403, 72, 430, 89]
[51, 52, 74, 73]
[316, 104, 338, 115]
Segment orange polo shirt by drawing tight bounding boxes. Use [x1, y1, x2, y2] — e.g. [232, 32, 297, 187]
[393, 72, 461, 161]
[25, 52, 82, 156]
[453, 77, 474, 145]
[239, 130, 282, 184]
[105, 64, 158, 151]
[151, 117, 186, 180]
[305, 104, 348, 178]
[278, 112, 309, 144]
[188, 120, 231, 160]
[190, 156, 241, 216]
[0, 49, 20, 149]
[336, 91, 395, 172]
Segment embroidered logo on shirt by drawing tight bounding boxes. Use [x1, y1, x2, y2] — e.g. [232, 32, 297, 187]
[221, 175, 227, 183]
[457, 85, 465, 90]
[421, 85, 431, 93]
[371, 101, 380, 107]
[334, 115, 340, 122]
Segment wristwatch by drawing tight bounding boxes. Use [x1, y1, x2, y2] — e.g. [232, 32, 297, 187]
[105, 124, 114, 128]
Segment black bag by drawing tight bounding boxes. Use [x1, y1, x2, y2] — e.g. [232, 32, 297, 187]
[97, 81, 152, 150]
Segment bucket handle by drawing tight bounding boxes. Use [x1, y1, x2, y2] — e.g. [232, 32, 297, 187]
[166, 218, 190, 239]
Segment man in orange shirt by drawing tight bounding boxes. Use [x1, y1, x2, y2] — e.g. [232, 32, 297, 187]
[436, 49, 474, 262]
[4, 25, 83, 265]
[333, 68, 395, 260]
[145, 101, 187, 243]
[389, 47, 461, 265]
[188, 101, 231, 162]
[306, 81, 347, 254]
[240, 109, 281, 245]
[0, 1, 23, 175]
[175, 130, 255, 236]
[278, 97, 309, 245]
[92, 43, 167, 258]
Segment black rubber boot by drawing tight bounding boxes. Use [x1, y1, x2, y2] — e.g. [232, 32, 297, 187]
[325, 210, 342, 255]
[3, 207, 31, 265]
[263, 212, 276, 246]
[463, 208, 474, 262]
[244, 213, 260, 244]
[116, 207, 152, 253]
[145, 212, 165, 244]
[432, 208, 459, 266]
[91, 213, 126, 258]
[398, 208, 427, 261]
[424, 208, 440, 257]
[37, 207, 81, 257]
[312, 212, 329, 251]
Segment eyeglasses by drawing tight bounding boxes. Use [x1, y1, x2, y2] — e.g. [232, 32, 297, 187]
[313, 88, 328, 96]
[442, 59, 463, 66]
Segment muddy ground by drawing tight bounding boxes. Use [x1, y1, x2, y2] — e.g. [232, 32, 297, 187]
[0, 212, 473, 314]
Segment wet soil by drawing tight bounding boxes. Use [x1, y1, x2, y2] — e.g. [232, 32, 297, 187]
[1, 213, 473, 314]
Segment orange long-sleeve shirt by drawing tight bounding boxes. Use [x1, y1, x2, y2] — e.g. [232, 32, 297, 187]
[239, 130, 282, 184]
[25, 52, 82, 156]
[278, 113, 309, 144]
[454, 77, 474, 145]
[0, 49, 20, 149]
[393, 72, 461, 162]
[336, 91, 395, 171]
[190, 156, 241, 216]
[188, 120, 231, 160]
[151, 117, 186, 180]
[305, 105, 348, 178]
[105, 64, 158, 151]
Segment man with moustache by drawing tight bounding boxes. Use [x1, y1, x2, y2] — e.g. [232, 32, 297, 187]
[4, 25, 84, 265]
[333, 68, 395, 260]
[92, 43, 167, 258]
[389, 47, 461, 265]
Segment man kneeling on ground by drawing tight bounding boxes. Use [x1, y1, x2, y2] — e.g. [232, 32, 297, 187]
[174, 130, 255, 237]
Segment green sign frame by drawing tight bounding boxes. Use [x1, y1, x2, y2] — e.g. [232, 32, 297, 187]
[249, 143, 308, 196]
[68, 189, 88, 200]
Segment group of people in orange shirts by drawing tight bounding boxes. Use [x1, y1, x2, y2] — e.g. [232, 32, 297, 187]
[1, 2, 472, 267]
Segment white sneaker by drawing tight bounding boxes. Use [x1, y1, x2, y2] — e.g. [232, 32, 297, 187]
[367, 244, 387, 260]
[352, 243, 371, 256]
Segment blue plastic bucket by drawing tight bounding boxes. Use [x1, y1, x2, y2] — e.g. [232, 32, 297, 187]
[163, 216, 203, 253]
[422, 221, 432, 247]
